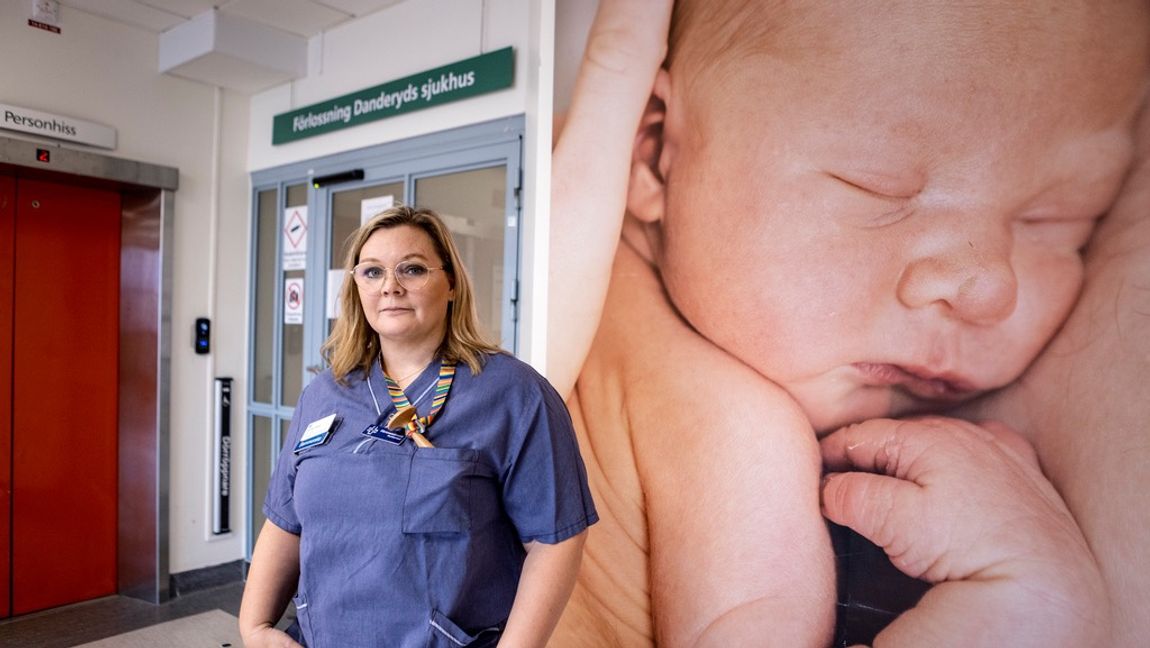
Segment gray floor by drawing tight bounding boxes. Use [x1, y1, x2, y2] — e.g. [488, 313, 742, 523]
[0, 581, 251, 648]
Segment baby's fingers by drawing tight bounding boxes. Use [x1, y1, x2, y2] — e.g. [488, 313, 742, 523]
[820, 418, 935, 480]
[823, 471, 920, 563]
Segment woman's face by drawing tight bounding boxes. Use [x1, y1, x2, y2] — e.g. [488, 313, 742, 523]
[356, 225, 454, 352]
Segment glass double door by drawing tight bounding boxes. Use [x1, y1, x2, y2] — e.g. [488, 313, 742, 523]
[320, 164, 513, 350]
[246, 118, 523, 556]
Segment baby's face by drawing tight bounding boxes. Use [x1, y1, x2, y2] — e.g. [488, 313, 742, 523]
[651, 1, 1146, 433]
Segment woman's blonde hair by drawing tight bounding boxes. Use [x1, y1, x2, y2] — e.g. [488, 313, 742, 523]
[321, 205, 502, 383]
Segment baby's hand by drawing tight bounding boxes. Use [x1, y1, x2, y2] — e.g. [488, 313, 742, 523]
[820, 417, 1109, 647]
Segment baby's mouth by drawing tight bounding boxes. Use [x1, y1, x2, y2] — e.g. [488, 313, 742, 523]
[853, 362, 979, 401]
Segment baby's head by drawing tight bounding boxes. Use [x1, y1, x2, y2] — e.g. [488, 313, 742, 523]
[628, 0, 1149, 433]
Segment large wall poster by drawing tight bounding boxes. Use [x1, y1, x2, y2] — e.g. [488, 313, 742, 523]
[548, 1, 1150, 646]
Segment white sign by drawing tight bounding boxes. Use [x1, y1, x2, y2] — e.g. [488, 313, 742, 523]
[360, 195, 395, 226]
[326, 269, 344, 320]
[0, 102, 116, 149]
[284, 278, 304, 324]
[283, 207, 308, 270]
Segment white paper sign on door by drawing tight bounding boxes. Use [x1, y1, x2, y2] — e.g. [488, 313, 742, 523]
[283, 207, 308, 270]
[360, 195, 395, 226]
[284, 278, 304, 324]
[326, 269, 344, 320]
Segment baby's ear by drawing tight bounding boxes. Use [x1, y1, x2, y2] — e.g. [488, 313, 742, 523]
[627, 68, 672, 224]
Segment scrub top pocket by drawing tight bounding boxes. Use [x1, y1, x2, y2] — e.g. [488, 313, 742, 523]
[428, 609, 502, 647]
[403, 448, 480, 534]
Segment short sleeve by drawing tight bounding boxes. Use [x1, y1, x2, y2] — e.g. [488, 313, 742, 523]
[500, 375, 598, 544]
[261, 386, 314, 536]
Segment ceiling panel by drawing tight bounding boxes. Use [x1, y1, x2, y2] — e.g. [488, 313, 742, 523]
[50, 0, 414, 91]
[320, 0, 406, 17]
[222, 0, 351, 37]
[59, 0, 188, 32]
[133, 0, 218, 20]
[56, 0, 406, 35]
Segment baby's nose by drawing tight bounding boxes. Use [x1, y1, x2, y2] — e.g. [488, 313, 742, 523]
[897, 238, 1018, 326]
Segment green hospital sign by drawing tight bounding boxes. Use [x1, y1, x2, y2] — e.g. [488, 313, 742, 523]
[273, 47, 514, 145]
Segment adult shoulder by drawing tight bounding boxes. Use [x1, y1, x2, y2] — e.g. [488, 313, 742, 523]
[475, 351, 552, 384]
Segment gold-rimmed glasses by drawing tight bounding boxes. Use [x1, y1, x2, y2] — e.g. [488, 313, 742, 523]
[351, 260, 445, 291]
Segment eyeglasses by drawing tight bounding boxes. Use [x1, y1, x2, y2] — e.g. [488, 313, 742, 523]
[351, 261, 444, 291]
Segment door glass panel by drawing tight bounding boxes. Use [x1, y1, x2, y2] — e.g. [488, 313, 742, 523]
[281, 184, 307, 407]
[328, 182, 404, 330]
[253, 189, 277, 403]
[415, 167, 508, 345]
[249, 416, 273, 545]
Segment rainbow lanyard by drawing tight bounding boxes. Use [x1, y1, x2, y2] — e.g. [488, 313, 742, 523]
[383, 360, 457, 436]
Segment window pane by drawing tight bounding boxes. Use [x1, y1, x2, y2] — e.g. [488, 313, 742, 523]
[249, 415, 272, 547]
[331, 182, 404, 271]
[281, 184, 307, 407]
[415, 167, 507, 345]
[253, 189, 277, 403]
[328, 183, 405, 335]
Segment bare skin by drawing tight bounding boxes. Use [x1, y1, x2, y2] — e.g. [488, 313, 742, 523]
[823, 417, 1110, 647]
[549, 0, 1148, 645]
[956, 98, 1150, 646]
[551, 233, 835, 646]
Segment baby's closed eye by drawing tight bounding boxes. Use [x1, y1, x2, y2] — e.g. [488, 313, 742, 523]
[1014, 212, 1102, 252]
[825, 171, 920, 228]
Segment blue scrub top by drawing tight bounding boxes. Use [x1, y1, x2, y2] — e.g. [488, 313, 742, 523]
[264, 352, 597, 647]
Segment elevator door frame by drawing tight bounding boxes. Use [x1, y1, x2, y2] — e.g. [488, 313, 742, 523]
[0, 135, 177, 606]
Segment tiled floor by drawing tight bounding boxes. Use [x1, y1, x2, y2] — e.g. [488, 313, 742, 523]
[0, 581, 248, 648]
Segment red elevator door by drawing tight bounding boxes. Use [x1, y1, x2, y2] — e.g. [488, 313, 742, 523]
[0, 174, 120, 617]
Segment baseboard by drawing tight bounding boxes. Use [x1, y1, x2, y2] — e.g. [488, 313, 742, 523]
[168, 559, 245, 597]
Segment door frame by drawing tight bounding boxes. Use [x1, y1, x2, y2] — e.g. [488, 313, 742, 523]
[0, 135, 178, 606]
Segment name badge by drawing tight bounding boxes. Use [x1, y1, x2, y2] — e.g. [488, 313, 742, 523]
[362, 421, 407, 445]
[294, 413, 340, 453]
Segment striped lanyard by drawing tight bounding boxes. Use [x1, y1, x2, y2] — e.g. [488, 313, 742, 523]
[383, 360, 457, 436]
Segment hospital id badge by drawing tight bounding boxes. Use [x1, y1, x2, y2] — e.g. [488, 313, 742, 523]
[294, 413, 340, 453]
[362, 420, 407, 445]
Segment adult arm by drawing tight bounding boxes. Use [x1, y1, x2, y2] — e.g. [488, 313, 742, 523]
[499, 532, 588, 647]
[239, 520, 303, 648]
[960, 97, 1150, 645]
[547, 0, 672, 399]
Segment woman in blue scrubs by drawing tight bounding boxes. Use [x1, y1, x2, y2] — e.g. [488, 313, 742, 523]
[240, 206, 598, 647]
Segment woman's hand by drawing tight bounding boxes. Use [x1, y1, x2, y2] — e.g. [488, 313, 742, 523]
[820, 417, 1109, 647]
[240, 624, 303, 648]
[547, 0, 672, 399]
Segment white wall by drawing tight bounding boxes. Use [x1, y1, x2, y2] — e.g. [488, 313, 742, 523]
[0, 2, 252, 574]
